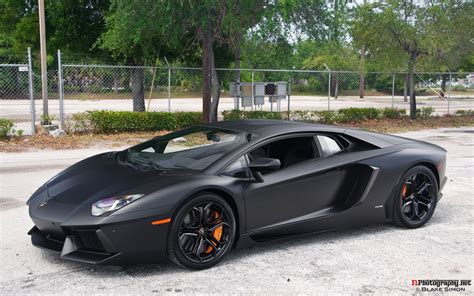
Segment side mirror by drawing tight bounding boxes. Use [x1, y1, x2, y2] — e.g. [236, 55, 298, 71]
[249, 158, 281, 182]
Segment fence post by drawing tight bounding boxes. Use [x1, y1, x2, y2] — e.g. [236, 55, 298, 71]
[251, 70, 255, 111]
[57, 50, 65, 129]
[287, 81, 291, 120]
[447, 72, 452, 114]
[324, 64, 331, 111]
[392, 73, 395, 108]
[27, 47, 36, 135]
[168, 67, 171, 112]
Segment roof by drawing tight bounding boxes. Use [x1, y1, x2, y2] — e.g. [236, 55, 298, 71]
[205, 119, 414, 148]
[204, 119, 345, 137]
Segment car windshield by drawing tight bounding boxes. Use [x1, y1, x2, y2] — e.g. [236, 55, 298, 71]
[125, 126, 248, 171]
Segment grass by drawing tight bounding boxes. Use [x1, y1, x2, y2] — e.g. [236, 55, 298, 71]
[1, 114, 473, 153]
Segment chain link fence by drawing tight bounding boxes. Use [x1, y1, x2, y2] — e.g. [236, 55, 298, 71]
[1, 50, 473, 135]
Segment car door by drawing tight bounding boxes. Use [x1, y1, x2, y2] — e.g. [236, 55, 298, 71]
[243, 133, 346, 234]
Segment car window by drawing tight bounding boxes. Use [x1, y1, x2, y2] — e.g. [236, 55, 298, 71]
[317, 135, 342, 156]
[248, 136, 318, 172]
[222, 156, 251, 178]
[126, 127, 248, 171]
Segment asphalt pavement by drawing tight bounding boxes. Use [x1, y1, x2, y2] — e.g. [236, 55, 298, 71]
[0, 127, 473, 294]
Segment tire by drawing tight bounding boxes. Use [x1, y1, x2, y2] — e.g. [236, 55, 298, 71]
[393, 165, 438, 229]
[166, 192, 236, 270]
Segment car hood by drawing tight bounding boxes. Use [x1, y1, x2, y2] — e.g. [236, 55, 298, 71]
[28, 152, 196, 207]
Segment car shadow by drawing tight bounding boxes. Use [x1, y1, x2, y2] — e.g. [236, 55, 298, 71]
[42, 217, 446, 277]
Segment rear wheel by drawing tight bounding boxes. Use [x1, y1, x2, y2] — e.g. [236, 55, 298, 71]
[166, 193, 236, 269]
[393, 166, 438, 228]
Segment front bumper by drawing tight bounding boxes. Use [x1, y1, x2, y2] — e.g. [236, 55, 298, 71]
[28, 217, 170, 265]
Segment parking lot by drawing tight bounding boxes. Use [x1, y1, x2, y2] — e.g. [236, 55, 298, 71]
[0, 127, 473, 294]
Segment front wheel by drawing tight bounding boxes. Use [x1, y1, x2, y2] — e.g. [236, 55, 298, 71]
[393, 165, 438, 228]
[166, 193, 236, 270]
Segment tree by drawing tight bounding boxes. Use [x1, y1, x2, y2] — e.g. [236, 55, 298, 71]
[303, 42, 359, 99]
[0, 0, 109, 63]
[162, 1, 269, 123]
[351, 0, 474, 119]
[417, 1, 474, 96]
[99, 0, 177, 112]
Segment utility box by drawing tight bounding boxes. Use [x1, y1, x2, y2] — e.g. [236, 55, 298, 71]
[255, 83, 265, 96]
[254, 96, 265, 105]
[229, 82, 237, 97]
[241, 97, 253, 107]
[265, 83, 276, 95]
[241, 83, 253, 97]
[277, 82, 287, 100]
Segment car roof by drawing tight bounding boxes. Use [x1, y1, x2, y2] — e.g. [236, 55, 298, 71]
[203, 119, 345, 137]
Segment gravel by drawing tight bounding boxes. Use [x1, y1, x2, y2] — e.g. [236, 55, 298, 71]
[0, 127, 473, 295]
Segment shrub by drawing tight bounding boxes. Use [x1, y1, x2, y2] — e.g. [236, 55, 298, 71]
[382, 107, 406, 119]
[452, 84, 466, 92]
[337, 107, 382, 122]
[223, 108, 411, 124]
[454, 109, 474, 116]
[84, 110, 202, 133]
[221, 109, 242, 121]
[243, 111, 283, 120]
[222, 110, 283, 120]
[314, 111, 338, 124]
[65, 112, 92, 133]
[0, 118, 14, 139]
[416, 106, 435, 118]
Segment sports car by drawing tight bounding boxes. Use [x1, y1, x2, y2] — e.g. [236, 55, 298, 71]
[27, 119, 447, 269]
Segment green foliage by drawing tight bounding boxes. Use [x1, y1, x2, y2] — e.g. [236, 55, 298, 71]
[221, 110, 283, 121]
[0, 0, 109, 63]
[382, 107, 406, 119]
[337, 107, 382, 122]
[454, 110, 474, 117]
[223, 107, 408, 124]
[302, 42, 359, 71]
[40, 114, 55, 125]
[0, 118, 14, 139]
[416, 107, 435, 118]
[221, 110, 241, 121]
[65, 112, 92, 133]
[452, 85, 466, 92]
[86, 111, 202, 133]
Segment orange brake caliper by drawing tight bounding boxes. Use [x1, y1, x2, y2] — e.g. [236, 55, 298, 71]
[206, 211, 223, 253]
[402, 184, 407, 198]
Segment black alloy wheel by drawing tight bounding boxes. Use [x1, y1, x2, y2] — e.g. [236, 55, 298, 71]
[393, 165, 438, 228]
[167, 193, 236, 269]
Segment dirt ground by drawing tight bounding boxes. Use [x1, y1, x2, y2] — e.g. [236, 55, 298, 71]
[0, 127, 473, 295]
[1, 115, 473, 153]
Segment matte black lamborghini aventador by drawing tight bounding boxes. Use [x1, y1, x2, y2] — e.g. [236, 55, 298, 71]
[27, 120, 447, 269]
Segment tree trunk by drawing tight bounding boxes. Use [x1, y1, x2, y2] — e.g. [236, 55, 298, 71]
[330, 73, 336, 97]
[335, 73, 339, 100]
[113, 74, 118, 94]
[235, 46, 241, 109]
[440, 74, 447, 98]
[201, 20, 212, 123]
[131, 66, 145, 112]
[404, 75, 408, 102]
[408, 55, 416, 119]
[210, 45, 220, 123]
[359, 44, 365, 98]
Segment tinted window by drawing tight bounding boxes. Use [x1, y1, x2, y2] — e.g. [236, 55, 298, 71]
[126, 127, 248, 171]
[317, 135, 341, 156]
[248, 136, 317, 171]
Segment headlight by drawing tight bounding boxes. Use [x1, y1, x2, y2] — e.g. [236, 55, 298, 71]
[91, 194, 145, 216]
